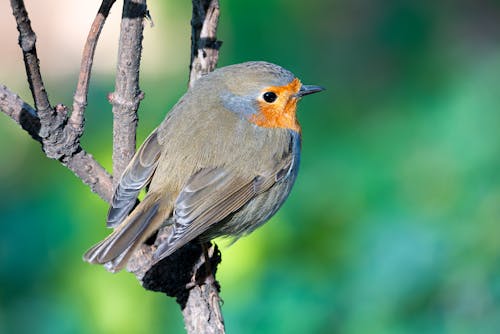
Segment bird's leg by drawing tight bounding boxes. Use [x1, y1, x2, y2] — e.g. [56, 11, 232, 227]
[185, 241, 215, 289]
[202, 242, 215, 285]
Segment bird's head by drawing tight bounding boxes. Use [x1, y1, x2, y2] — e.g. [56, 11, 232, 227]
[196, 61, 324, 133]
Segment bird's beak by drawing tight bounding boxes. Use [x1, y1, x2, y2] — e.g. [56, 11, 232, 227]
[295, 85, 325, 98]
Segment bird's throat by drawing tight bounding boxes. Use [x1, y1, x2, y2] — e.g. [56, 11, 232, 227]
[250, 78, 302, 133]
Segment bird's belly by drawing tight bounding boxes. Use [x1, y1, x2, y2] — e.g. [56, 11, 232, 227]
[202, 173, 297, 241]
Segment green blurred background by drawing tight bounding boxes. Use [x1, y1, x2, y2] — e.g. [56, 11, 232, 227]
[1, 0, 500, 333]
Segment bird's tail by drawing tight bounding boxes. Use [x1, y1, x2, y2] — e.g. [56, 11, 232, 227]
[83, 196, 164, 272]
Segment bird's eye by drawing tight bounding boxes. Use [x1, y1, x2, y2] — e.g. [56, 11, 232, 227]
[262, 91, 278, 103]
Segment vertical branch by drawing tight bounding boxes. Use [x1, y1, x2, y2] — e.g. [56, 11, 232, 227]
[124, 1, 225, 333]
[136, 241, 224, 334]
[189, 0, 222, 87]
[181, 244, 225, 334]
[184, 1, 224, 332]
[110, 0, 147, 186]
[70, 0, 117, 132]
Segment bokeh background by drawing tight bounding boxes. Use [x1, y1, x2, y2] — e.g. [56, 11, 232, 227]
[1, 1, 500, 333]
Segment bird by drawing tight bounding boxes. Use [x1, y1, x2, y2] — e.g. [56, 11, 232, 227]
[84, 61, 324, 272]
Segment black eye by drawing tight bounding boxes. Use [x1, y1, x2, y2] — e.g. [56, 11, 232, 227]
[263, 91, 278, 103]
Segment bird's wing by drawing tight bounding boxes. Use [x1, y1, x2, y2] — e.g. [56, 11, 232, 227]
[153, 155, 294, 261]
[107, 129, 162, 227]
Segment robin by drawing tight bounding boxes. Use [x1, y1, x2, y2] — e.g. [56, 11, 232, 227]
[84, 61, 324, 272]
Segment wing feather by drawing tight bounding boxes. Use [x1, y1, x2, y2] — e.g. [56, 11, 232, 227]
[153, 157, 293, 262]
[107, 129, 162, 227]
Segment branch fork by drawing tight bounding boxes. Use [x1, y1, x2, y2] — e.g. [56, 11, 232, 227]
[2, 1, 224, 333]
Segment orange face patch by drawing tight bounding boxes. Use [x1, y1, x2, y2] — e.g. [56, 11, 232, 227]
[249, 78, 302, 133]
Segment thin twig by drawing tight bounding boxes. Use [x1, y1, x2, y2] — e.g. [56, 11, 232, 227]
[110, 0, 147, 186]
[10, 0, 51, 115]
[70, 0, 117, 131]
[189, 0, 222, 87]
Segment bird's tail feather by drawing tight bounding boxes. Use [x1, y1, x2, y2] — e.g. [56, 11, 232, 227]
[83, 197, 162, 272]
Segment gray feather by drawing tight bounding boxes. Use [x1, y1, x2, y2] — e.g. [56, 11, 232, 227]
[84, 200, 160, 270]
[107, 130, 162, 227]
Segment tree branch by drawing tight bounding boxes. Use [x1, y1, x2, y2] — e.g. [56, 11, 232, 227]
[10, 0, 51, 115]
[127, 238, 224, 334]
[0, 85, 113, 202]
[5, 0, 114, 202]
[70, 0, 117, 133]
[0, 84, 40, 140]
[110, 0, 147, 186]
[189, 0, 222, 87]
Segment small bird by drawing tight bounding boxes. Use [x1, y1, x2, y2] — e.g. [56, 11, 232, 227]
[84, 61, 323, 272]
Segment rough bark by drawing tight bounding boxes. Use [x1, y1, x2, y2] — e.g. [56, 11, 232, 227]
[110, 0, 147, 186]
[189, 0, 222, 87]
[70, 0, 117, 134]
